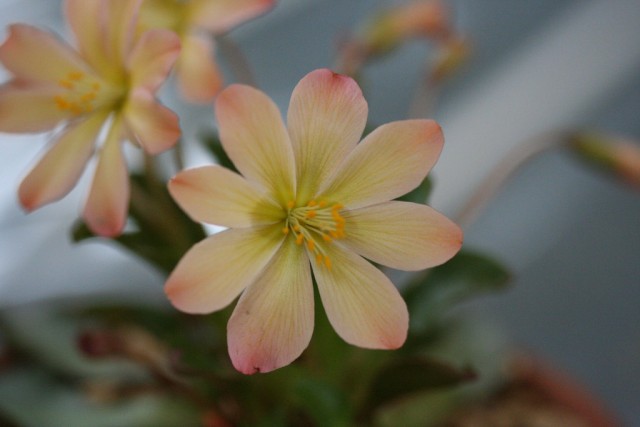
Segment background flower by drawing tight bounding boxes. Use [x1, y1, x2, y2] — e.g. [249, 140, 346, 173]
[0, 0, 181, 236]
[139, 0, 275, 103]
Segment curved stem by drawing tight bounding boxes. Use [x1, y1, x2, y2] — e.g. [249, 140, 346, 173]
[454, 130, 570, 229]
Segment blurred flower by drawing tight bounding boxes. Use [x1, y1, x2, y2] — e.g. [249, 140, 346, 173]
[0, 0, 181, 236]
[429, 35, 471, 84]
[363, 0, 451, 53]
[339, 0, 453, 76]
[139, 0, 275, 103]
[166, 69, 463, 374]
[569, 132, 640, 190]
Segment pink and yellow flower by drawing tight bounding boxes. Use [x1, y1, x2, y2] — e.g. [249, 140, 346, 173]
[138, 0, 275, 103]
[166, 69, 462, 374]
[0, 0, 181, 236]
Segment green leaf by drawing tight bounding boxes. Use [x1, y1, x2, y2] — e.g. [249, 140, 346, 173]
[362, 357, 476, 418]
[0, 369, 200, 427]
[396, 176, 432, 204]
[200, 131, 238, 173]
[291, 377, 352, 427]
[71, 172, 205, 274]
[404, 250, 510, 335]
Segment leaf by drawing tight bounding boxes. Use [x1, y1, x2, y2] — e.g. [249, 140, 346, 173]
[200, 131, 238, 173]
[71, 172, 205, 274]
[396, 175, 432, 204]
[404, 250, 510, 335]
[0, 368, 200, 427]
[362, 357, 476, 418]
[291, 377, 352, 427]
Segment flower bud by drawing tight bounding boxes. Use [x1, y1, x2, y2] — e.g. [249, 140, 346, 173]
[569, 132, 640, 190]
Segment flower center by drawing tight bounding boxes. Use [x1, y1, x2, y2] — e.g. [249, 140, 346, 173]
[282, 199, 346, 269]
[53, 70, 102, 115]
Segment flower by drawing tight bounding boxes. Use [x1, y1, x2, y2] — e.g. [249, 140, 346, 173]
[166, 69, 463, 374]
[138, 0, 275, 103]
[0, 0, 181, 236]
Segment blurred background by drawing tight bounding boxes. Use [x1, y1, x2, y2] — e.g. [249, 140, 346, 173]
[0, 0, 639, 424]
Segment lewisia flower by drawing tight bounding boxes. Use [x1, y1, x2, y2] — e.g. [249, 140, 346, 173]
[0, 0, 181, 236]
[166, 69, 462, 374]
[138, 0, 275, 103]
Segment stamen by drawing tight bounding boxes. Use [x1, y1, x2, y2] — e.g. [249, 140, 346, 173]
[284, 198, 346, 269]
[53, 70, 102, 115]
[68, 71, 84, 80]
[324, 256, 332, 270]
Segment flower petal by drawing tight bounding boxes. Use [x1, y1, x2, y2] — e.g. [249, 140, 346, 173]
[165, 225, 285, 314]
[169, 165, 282, 228]
[216, 84, 296, 204]
[103, 0, 142, 65]
[83, 120, 129, 237]
[176, 34, 222, 103]
[319, 119, 443, 209]
[64, 0, 109, 72]
[128, 29, 180, 92]
[0, 84, 71, 132]
[228, 235, 313, 374]
[123, 88, 180, 155]
[189, 0, 275, 33]
[311, 243, 408, 349]
[287, 69, 367, 202]
[0, 24, 92, 84]
[18, 113, 107, 211]
[342, 201, 462, 271]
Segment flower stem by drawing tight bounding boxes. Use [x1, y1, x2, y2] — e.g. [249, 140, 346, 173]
[454, 130, 570, 228]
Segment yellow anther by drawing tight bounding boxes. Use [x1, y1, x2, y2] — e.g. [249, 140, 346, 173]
[287, 200, 295, 210]
[68, 71, 84, 80]
[307, 200, 317, 207]
[324, 256, 332, 269]
[54, 95, 69, 110]
[59, 80, 74, 89]
[295, 234, 304, 245]
[322, 234, 332, 242]
[282, 227, 289, 235]
[81, 92, 96, 102]
[332, 203, 344, 211]
[316, 254, 323, 264]
[305, 210, 317, 219]
[92, 83, 101, 90]
[293, 224, 301, 232]
[318, 200, 327, 207]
